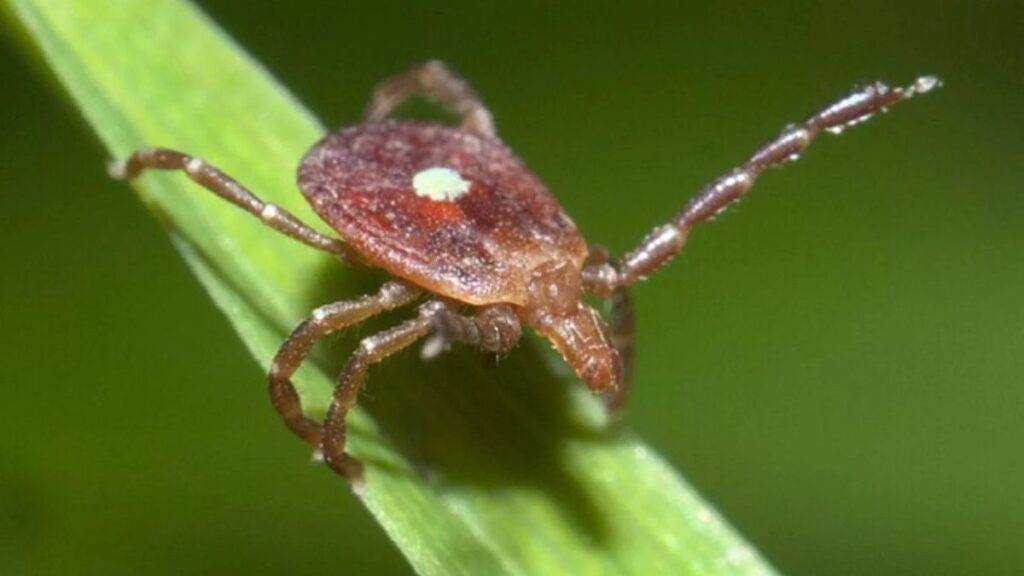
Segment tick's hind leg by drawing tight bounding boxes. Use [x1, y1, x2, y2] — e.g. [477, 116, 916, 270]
[320, 301, 443, 479]
[109, 148, 361, 263]
[365, 60, 496, 138]
[269, 281, 420, 447]
[582, 76, 941, 292]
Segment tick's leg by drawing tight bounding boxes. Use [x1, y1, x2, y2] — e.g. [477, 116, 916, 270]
[320, 301, 441, 479]
[109, 148, 362, 263]
[269, 281, 421, 446]
[582, 76, 941, 293]
[431, 303, 522, 355]
[604, 285, 635, 413]
[365, 60, 496, 138]
[585, 248, 636, 412]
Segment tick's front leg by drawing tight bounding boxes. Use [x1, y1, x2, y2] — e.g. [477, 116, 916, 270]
[582, 76, 941, 293]
[320, 302, 440, 480]
[430, 303, 522, 355]
[584, 248, 635, 413]
[269, 282, 420, 447]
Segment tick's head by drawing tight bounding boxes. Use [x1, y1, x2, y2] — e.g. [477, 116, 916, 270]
[529, 301, 622, 393]
[524, 259, 583, 318]
[521, 259, 620, 393]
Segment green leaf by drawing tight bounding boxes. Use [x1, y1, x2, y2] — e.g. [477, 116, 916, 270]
[4, 1, 779, 574]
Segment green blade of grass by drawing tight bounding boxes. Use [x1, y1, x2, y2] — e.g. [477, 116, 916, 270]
[3, 1, 779, 574]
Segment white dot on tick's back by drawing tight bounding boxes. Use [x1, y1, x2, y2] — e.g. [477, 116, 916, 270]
[412, 166, 470, 202]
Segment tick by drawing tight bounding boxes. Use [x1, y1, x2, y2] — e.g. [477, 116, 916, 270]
[110, 61, 939, 480]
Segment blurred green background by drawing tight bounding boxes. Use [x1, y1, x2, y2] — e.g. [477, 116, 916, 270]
[1, 1, 1021, 574]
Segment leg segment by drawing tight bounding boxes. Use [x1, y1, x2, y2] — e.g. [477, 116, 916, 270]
[320, 301, 443, 479]
[269, 281, 421, 446]
[365, 60, 497, 138]
[585, 248, 636, 412]
[430, 304, 522, 354]
[109, 148, 361, 263]
[605, 281, 636, 413]
[582, 76, 941, 294]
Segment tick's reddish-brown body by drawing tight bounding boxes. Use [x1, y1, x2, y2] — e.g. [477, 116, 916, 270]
[299, 121, 587, 306]
[112, 61, 938, 480]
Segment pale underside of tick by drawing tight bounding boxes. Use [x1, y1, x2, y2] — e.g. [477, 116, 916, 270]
[110, 60, 939, 480]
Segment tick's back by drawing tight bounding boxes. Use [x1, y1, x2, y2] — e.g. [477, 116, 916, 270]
[297, 121, 588, 305]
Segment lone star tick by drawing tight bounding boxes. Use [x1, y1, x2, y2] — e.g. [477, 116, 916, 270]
[110, 61, 940, 479]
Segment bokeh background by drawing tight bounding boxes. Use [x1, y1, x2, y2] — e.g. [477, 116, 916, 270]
[2, 1, 1021, 574]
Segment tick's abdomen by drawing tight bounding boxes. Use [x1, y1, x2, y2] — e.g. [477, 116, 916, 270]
[297, 121, 589, 306]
